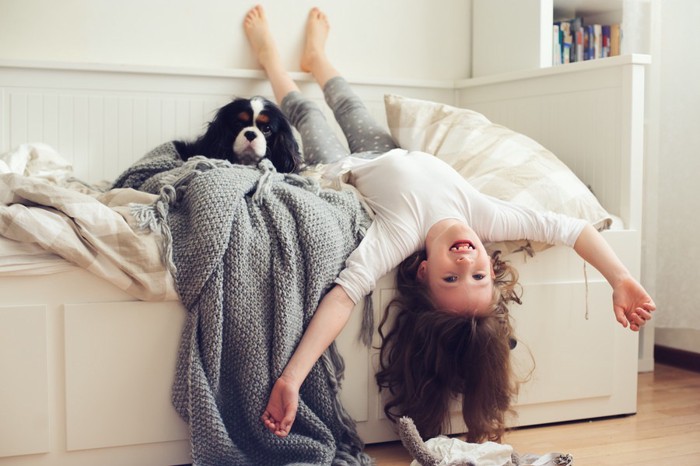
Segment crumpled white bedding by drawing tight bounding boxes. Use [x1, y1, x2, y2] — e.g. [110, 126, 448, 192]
[0, 143, 176, 300]
[0, 143, 75, 276]
[0, 143, 75, 275]
[0, 142, 73, 182]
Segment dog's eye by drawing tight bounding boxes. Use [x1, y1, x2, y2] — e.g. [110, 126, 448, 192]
[260, 124, 272, 136]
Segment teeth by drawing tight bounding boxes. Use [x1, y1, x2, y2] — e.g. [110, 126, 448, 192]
[450, 242, 474, 252]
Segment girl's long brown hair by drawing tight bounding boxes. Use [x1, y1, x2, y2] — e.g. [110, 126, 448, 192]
[375, 249, 521, 443]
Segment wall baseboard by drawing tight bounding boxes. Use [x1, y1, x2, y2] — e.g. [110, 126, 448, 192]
[654, 345, 700, 373]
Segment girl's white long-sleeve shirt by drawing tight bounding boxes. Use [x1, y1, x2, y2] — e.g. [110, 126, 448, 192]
[329, 149, 587, 304]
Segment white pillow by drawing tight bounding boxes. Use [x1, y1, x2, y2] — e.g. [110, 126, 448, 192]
[384, 94, 612, 253]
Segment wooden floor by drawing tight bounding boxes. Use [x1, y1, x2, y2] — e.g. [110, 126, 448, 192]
[364, 363, 700, 466]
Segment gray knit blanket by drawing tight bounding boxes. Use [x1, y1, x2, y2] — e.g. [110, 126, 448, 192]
[113, 143, 373, 466]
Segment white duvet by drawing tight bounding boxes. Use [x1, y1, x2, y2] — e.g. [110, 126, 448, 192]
[0, 143, 176, 300]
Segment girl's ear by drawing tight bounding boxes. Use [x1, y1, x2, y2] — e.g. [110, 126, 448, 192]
[416, 260, 428, 282]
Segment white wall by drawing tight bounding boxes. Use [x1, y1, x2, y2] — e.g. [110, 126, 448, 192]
[0, 0, 471, 81]
[644, 0, 700, 353]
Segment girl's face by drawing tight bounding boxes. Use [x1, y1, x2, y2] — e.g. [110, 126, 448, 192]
[417, 219, 495, 316]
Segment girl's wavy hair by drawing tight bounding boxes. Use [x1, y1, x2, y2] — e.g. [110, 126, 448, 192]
[375, 249, 522, 443]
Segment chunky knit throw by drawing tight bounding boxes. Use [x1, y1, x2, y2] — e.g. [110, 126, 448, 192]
[114, 143, 373, 466]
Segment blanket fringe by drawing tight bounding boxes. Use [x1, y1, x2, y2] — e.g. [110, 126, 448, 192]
[252, 160, 277, 204]
[129, 156, 233, 277]
[130, 184, 178, 277]
[253, 159, 322, 205]
[360, 296, 374, 347]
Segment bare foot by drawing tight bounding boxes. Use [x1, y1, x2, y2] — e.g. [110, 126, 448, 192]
[243, 5, 280, 70]
[300, 7, 331, 73]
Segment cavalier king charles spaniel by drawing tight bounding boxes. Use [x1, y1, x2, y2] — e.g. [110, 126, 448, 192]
[174, 96, 302, 173]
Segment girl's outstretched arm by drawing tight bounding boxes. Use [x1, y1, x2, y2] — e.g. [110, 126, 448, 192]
[573, 223, 656, 331]
[261, 284, 355, 437]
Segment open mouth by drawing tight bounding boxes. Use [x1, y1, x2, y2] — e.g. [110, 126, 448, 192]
[450, 240, 475, 252]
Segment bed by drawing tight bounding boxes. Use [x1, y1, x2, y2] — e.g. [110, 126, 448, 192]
[0, 55, 650, 466]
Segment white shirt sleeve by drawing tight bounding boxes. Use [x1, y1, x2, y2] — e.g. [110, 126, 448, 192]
[334, 219, 413, 304]
[470, 192, 588, 247]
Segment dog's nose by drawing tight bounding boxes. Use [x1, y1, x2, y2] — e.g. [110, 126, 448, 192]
[244, 131, 257, 142]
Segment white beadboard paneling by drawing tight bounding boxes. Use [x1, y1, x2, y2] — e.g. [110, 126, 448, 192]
[3, 89, 231, 182]
[58, 94, 75, 164]
[73, 95, 90, 180]
[0, 305, 50, 458]
[88, 96, 106, 180]
[0, 62, 456, 183]
[27, 93, 44, 142]
[9, 92, 28, 148]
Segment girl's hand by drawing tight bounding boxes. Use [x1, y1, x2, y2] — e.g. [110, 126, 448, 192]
[612, 276, 656, 331]
[261, 375, 299, 438]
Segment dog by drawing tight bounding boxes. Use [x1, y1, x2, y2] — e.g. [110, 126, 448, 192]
[174, 96, 302, 173]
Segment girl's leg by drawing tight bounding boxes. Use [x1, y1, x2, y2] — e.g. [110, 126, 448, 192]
[281, 92, 349, 165]
[244, 5, 348, 165]
[323, 77, 397, 155]
[301, 9, 397, 155]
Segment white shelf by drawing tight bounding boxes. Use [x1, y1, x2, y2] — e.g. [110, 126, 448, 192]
[458, 53, 650, 89]
[554, 0, 623, 17]
[472, 0, 633, 78]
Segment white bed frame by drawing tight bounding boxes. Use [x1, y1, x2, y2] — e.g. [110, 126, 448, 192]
[0, 55, 650, 465]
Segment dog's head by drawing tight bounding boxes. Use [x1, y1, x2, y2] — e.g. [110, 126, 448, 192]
[177, 96, 302, 173]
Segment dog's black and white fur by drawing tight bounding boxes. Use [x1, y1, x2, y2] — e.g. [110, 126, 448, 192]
[174, 96, 302, 173]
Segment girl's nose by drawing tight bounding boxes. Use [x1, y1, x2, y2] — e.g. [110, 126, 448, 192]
[457, 255, 474, 264]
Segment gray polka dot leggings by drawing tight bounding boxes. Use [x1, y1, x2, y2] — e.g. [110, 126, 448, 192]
[280, 76, 397, 165]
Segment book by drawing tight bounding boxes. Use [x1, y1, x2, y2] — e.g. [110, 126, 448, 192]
[575, 28, 584, 63]
[610, 24, 621, 56]
[584, 24, 594, 60]
[553, 24, 562, 65]
[593, 24, 602, 59]
[602, 25, 611, 57]
[560, 21, 573, 63]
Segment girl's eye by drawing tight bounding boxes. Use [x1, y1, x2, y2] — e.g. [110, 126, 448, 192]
[443, 276, 458, 283]
[472, 274, 486, 280]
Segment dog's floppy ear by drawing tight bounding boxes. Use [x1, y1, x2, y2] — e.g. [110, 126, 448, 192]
[200, 102, 240, 155]
[178, 101, 239, 160]
[268, 114, 302, 173]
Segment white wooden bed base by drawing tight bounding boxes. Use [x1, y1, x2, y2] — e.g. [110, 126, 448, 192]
[0, 55, 650, 465]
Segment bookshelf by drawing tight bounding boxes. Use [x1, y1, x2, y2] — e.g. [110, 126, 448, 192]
[472, 0, 643, 77]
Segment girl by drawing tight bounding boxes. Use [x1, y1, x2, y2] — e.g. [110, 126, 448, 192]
[244, 5, 655, 443]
